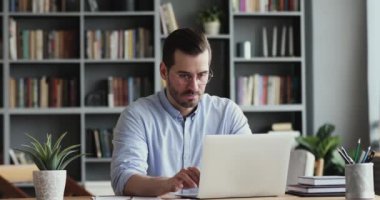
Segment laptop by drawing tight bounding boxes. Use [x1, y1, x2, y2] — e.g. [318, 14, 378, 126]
[177, 134, 293, 199]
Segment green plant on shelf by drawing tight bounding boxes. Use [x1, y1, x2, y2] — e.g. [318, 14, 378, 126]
[198, 6, 223, 23]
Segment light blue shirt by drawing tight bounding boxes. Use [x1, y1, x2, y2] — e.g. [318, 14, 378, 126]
[111, 90, 251, 195]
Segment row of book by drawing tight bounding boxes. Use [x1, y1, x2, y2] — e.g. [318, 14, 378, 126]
[9, 0, 78, 12]
[9, 76, 78, 108]
[237, 26, 295, 58]
[107, 76, 152, 107]
[9, 19, 78, 60]
[232, 0, 300, 12]
[236, 74, 299, 106]
[86, 28, 153, 60]
[86, 128, 113, 158]
[287, 176, 345, 197]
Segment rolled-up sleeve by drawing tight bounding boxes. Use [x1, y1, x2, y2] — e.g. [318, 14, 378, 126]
[111, 108, 148, 195]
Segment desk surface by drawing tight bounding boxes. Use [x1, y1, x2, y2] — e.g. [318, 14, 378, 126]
[9, 195, 380, 200]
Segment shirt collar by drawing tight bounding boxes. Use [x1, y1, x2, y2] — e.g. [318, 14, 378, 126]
[158, 89, 198, 121]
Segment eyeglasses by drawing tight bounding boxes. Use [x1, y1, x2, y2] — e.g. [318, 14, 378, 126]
[174, 70, 214, 85]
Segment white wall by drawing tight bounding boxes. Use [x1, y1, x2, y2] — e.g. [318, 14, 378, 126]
[307, 0, 369, 148]
[367, 0, 380, 149]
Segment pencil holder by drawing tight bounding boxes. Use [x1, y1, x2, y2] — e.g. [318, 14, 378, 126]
[345, 163, 374, 200]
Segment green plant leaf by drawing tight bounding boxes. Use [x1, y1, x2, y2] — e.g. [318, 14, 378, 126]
[59, 153, 87, 170]
[53, 132, 67, 151]
[316, 124, 335, 139]
[295, 136, 319, 155]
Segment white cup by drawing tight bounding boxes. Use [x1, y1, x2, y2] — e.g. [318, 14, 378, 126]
[345, 163, 375, 200]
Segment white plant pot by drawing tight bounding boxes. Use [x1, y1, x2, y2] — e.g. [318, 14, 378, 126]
[33, 170, 66, 200]
[203, 20, 221, 35]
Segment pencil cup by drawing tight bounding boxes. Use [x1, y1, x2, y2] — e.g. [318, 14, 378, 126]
[345, 163, 375, 200]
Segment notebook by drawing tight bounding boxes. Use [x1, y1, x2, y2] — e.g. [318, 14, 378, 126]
[177, 134, 293, 199]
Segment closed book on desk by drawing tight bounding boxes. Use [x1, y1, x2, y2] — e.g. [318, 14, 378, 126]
[287, 184, 345, 193]
[287, 190, 345, 197]
[298, 176, 345, 186]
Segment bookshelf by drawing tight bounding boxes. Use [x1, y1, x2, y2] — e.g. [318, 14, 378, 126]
[0, 0, 305, 185]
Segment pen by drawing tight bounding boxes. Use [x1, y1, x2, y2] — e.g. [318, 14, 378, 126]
[361, 146, 371, 163]
[337, 148, 350, 164]
[365, 151, 375, 163]
[339, 146, 355, 164]
[353, 138, 361, 163]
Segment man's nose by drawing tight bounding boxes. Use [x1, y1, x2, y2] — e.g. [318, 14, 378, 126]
[187, 76, 199, 90]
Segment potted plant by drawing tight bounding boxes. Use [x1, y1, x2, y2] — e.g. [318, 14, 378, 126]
[295, 123, 344, 176]
[16, 132, 85, 200]
[198, 6, 222, 35]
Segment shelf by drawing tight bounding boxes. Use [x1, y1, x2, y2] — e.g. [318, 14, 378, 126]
[161, 34, 230, 40]
[84, 58, 155, 64]
[85, 107, 125, 114]
[234, 57, 302, 63]
[9, 59, 81, 64]
[9, 108, 81, 115]
[85, 158, 112, 163]
[240, 104, 303, 112]
[9, 12, 81, 17]
[84, 11, 155, 17]
[233, 11, 302, 17]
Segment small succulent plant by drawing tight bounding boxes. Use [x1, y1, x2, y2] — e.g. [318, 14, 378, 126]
[17, 132, 85, 170]
[198, 6, 223, 23]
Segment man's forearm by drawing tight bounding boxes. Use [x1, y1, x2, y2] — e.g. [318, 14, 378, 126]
[123, 174, 171, 196]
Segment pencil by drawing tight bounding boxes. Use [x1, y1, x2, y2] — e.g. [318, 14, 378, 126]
[353, 138, 361, 163]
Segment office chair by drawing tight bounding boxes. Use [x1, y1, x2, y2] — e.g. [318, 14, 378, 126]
[0, 175, 30, 198]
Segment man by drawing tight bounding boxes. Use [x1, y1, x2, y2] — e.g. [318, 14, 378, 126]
[111, 28, 251, 196]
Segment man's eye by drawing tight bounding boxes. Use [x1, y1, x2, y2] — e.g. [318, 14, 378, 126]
[179, 74, 191, 79]
[199, 73, 208, 77]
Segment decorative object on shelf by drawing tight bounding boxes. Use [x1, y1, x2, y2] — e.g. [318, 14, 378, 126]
[123, 0, 135, 11]
[87, 0, 99, 12]
[198, 6, 222, 35]
[16, 133, 85, 200]
[85, 90, 107, 107]
[295, 123, 344, 176]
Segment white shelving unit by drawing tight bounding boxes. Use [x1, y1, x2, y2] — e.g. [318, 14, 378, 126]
[0, 0, 306, 183]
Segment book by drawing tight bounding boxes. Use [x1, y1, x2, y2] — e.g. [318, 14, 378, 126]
[272, 122, 293, 131]
[287, 184, 345, 193]
[160, 3, 178, 34]
[271, 26, 278, 57]
[9, 149, 20, 165]
[288, 25, 294, 56]
[262, 27, 268, 57]
[280, 25, 286, 56]
[287, 190, 345, 197]
[298, 176, 346, 186]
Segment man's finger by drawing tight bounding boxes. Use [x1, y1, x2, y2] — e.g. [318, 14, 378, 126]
[186, 167, 200, 185]
[177, 171, 197, 188]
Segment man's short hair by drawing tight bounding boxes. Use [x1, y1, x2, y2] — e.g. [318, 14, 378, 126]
[162, 28, 212, 70]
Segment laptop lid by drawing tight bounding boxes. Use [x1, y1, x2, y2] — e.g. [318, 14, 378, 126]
[179, 134, 293, 199]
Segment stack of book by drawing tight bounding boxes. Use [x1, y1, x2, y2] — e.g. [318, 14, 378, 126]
[287, 176, 346, 197]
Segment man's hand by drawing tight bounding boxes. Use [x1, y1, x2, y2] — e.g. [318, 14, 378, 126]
[167, 167, 200, 192]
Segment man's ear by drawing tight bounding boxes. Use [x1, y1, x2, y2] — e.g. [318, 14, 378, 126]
[160, 62, 168, 80]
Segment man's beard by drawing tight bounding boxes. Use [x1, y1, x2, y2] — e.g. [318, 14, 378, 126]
[167, 78, 202, 108]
